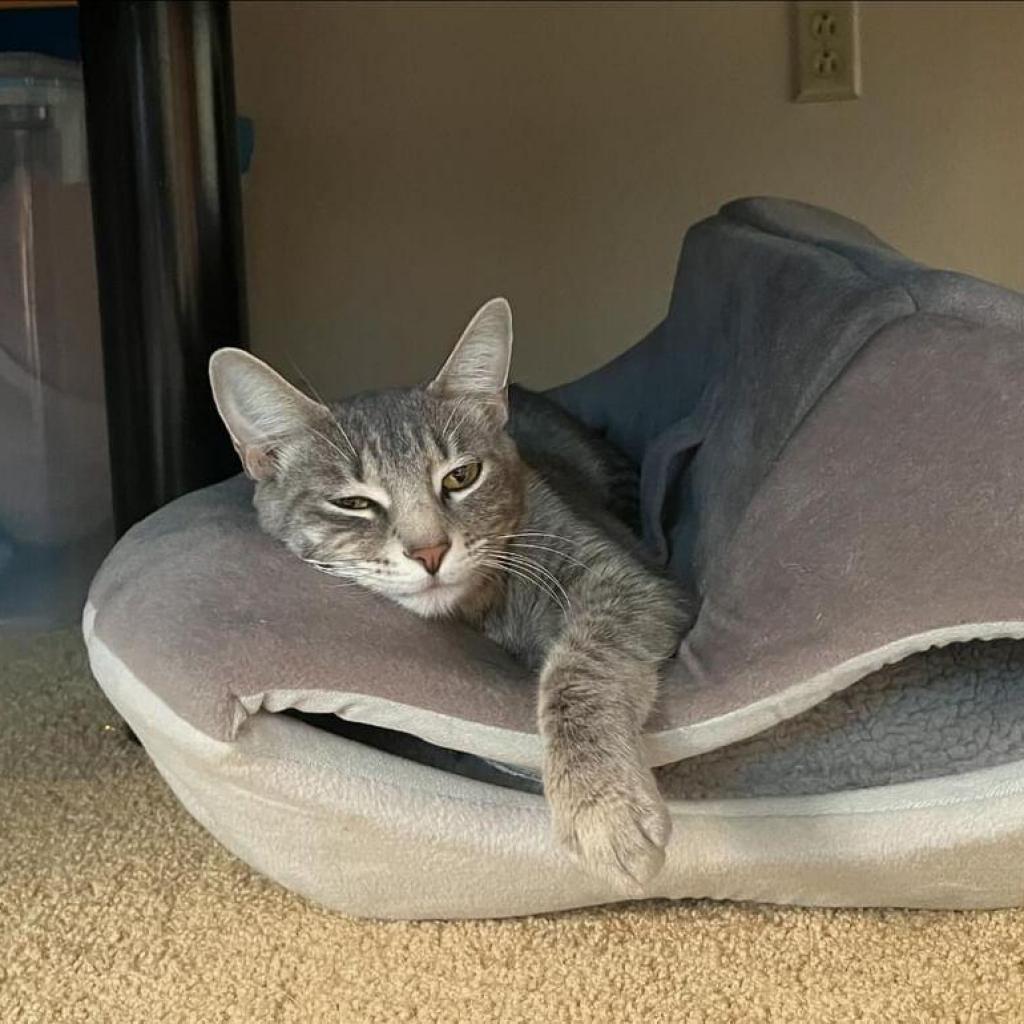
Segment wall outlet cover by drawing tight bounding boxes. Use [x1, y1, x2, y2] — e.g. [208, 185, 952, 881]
[793, 1, 861, 103]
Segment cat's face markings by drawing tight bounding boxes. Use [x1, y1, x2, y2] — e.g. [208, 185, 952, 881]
[209, 298, 526, 619]
[304, 395, 522, 617]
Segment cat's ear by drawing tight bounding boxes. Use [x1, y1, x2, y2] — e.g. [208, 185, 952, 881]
[428, 297, 513, 420]
[209, 348, 328, 481]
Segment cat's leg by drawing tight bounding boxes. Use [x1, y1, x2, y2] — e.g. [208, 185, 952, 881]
[538, 631, 670, 892]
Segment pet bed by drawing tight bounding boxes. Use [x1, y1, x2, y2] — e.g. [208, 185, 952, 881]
[84, 197, 1024, 919]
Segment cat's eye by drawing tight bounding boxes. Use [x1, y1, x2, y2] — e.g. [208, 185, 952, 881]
[441, 461, 482, 493]
[330, 496, 375, 511]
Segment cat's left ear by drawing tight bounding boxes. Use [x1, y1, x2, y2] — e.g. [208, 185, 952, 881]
[428, 297, 512, 423]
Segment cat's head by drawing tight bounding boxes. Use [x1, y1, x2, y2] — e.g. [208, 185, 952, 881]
[209, 298, 526, 618]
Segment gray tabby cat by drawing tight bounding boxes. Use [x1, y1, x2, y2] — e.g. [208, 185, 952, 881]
[209, 299, 693, 890]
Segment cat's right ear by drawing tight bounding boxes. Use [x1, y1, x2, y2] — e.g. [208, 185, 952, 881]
[208, 348, 328, 481]
[428, 297, 513, 423]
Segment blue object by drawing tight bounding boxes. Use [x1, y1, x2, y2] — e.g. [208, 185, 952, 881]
[237, 115, 254, 175]
[0, 7, 80, 61]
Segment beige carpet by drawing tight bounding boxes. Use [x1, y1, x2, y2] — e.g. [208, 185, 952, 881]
[3, 630, 1024, 1023]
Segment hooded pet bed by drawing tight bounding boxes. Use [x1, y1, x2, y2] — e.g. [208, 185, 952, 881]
[84, 198, 1024, 919]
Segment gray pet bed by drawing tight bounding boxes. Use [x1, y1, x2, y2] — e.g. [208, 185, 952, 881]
[85, 198, 1024, 919]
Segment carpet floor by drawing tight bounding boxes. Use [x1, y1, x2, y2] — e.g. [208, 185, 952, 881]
[3, 629, 1024, 1023]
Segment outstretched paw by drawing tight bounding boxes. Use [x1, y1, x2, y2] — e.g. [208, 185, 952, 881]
[548, 766, 671, 893]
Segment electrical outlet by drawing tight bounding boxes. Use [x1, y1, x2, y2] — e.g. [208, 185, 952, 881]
[793, 1, 861, 103]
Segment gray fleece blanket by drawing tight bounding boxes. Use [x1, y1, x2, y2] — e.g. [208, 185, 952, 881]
[86, 197, 1024, 777]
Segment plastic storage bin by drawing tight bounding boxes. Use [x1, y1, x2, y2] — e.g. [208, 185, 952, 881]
[0, 55, 112, 631]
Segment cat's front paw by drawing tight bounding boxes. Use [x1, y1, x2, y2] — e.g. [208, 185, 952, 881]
[546, 763, 671, 894]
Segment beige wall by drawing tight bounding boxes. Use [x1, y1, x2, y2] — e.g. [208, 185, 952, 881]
[232, 1, 1024, 397]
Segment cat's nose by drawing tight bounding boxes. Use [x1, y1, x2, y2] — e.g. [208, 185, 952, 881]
[406, 541, 450, 575]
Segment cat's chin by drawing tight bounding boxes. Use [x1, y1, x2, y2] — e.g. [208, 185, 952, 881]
[391, 582, 471, 619]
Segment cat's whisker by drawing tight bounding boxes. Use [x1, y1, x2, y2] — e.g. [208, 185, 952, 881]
[331, 418, 359, 461]
[303, 557, 367, 568]
[495, 541, 592, 573]
[445, 396, 477, 444]
[304, 559, 376, 581]
[479, 560, 566, 613]
[441, 396, 471, 441]
[481, 539, 585, 600]
[481, 548, 574, 606]
[476, 554, 555, 598]
[288, 360, 331, 409]
[308, 425, 357, 464]
[477, 555, 569, 613]
[495, 532, 583, 549]
[505, 559, 573, 613]
[282, 365, 358, 461]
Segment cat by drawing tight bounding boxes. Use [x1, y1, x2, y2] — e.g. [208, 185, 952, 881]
[209, 298, 694, 890]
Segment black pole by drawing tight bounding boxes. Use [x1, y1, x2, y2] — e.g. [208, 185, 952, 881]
[79, 0, 248, 536]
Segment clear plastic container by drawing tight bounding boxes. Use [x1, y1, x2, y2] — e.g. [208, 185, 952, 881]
[0, 54, 113, 631]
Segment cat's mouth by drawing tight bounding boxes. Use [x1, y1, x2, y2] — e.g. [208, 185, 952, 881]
[390, 577, 472, 618]
[390, 575, 464, 598]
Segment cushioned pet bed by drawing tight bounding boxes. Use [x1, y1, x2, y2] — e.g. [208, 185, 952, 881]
[85, 198, 1024, 919]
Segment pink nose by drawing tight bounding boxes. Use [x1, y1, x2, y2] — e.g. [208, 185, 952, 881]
[406, 541, 450, 575]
